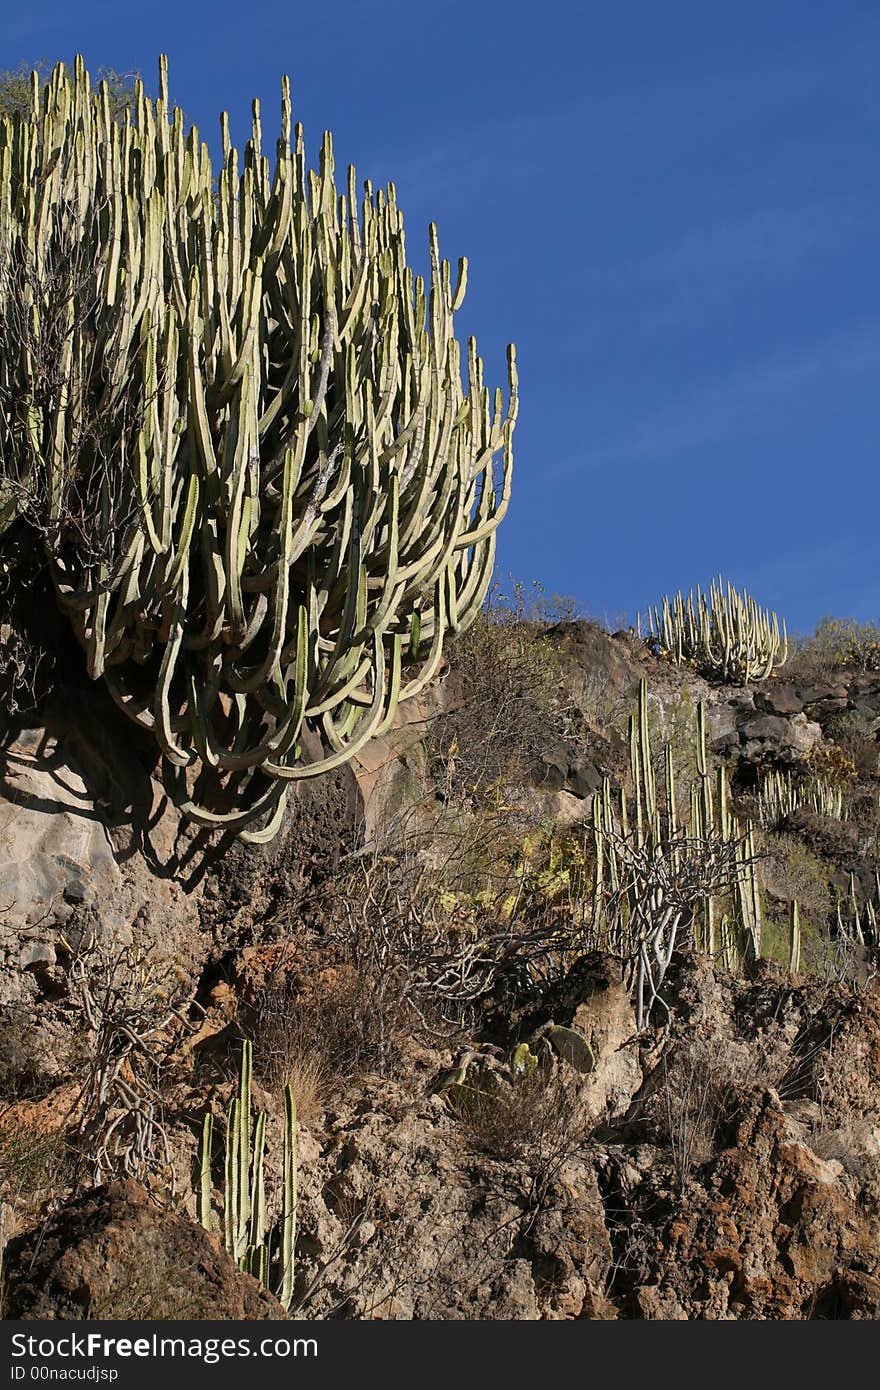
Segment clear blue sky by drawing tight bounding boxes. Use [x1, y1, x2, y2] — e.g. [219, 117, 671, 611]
[7, 2, 878, 634]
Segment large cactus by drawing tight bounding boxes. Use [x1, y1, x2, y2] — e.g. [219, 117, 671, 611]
[0, 57, 517, 837]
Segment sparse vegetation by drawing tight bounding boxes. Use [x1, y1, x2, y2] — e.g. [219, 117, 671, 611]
[791, 617, 880, 675]
[0, 1117, 80, 1210]
[429, 585, 579, 804]
[1, 48, 879, 1326]
[659, 1027, 791, 1186]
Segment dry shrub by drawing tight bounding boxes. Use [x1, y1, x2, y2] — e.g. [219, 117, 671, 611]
[67, 937, 194, 1185]
[0, 1006, 49, 1101]
[659, 1028, 791, 1186]
[246, 962, 402, 1090]
[430, 595, 578, 804]
[821, 707, 880, 765]
[241, 804, 583, 1096]
[760, 831, 832, 936]
[0, 1117, 81, 1209]
[455, 1068, 589, 1188]
[279, 1050, 330, 1128]
[315, 808, 572, 1057]
[244, 982, 331, 1123]
[789, 618, 880, 677]
[810, 1029, 880, 1179]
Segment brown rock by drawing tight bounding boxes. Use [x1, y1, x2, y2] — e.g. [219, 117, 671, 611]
[4, 1180, 285, 1320]
[568, 955, 643, 1119]
[754, 686, 805, 717]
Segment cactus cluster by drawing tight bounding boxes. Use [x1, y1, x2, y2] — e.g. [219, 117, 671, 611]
[198, 1041, 297, 1309]
[835, 871, 879, 950]
[756, 769, 846, 828]
[0, 57, 517, 837]
[645, 577, 788, 684]
[589, 680, 767, 1024]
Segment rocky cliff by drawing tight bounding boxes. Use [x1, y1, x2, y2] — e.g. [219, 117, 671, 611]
[1, 616, 878, 1319]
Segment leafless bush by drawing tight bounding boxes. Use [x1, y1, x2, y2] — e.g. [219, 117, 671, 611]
[596, 825, 750, 1029]
[244, 791, 576, 1084]
[455, 1066, 587, 1173]
[660, 1028, 792, 1187]
[428, 597, 579, 805]
[0, 191, 157, 580]
[329, 819, 572, 1046]
[67, 936, 195, 1184]
[246, 956, 408, 1087]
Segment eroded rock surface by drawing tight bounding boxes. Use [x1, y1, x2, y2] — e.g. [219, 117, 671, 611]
[4, 1180, 284, 1319]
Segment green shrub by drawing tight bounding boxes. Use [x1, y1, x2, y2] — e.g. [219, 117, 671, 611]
[792, 617, 880, 673]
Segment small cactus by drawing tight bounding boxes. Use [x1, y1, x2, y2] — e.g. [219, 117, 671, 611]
[543, 1024, 596, 1074]
[198, 1041, 298, 1309]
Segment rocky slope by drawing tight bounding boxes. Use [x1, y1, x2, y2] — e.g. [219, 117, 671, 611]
[1, 617, 879, 1319]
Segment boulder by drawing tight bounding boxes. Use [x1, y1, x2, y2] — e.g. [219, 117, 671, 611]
[754, 686, 805, 717]
[3, 1180, 285, 1319]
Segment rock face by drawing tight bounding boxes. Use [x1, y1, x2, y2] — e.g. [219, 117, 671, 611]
[0, 681, 204, 1088]
[593, 967, 880, 1320]
[292, 1077, 614, 1319]
[1, 620, 880, 1321]
[3, 1180, 284, 1319]
[617, 1090, 880, 1320]
[4, 957, 877, 1320]
[569, 957, 643, 1120]
[0, 684, 192, 1000]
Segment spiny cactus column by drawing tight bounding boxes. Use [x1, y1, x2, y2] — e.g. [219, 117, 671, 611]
[0, 57, 517, 838]
[588, 679, 783, 1024]
[756, 769, 845, 827]
[789, 899, 802, 974]
[198, 1040, 298, 1309]
[647, 577, 788, 684]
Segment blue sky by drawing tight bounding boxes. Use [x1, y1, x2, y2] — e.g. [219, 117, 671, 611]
[6, 2, 877, 634]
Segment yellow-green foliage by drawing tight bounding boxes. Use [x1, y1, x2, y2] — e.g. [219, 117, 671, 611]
[796, 617, 880, 672]
[435, 821, 589, 927]
[803, 743, 857, 789]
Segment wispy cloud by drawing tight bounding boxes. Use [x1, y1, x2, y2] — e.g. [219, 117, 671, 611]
[371, 8, 880, 204]
[591, 196, 878, 293]
[579, 320, 880, 465]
